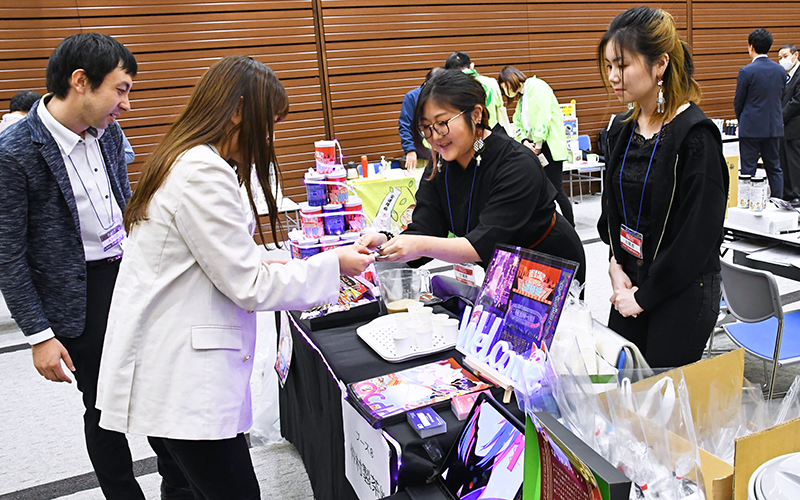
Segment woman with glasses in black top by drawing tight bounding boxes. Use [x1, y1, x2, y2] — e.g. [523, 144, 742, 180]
[358, 70, 585, 285]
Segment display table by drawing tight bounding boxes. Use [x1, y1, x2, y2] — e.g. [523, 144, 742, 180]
[562, 160, 604, 202]
[278, 309, 522, 500]
[724, 215, 800, 281]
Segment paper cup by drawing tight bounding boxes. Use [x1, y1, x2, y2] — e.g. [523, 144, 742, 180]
[415, 324, 434, 350]
[441, 318, 459, 344]
[403, 320, 422, 346]
[431, 313, 449, 337]
[406, 301, 424, 321]
[393, 312, 412, 334]
[415, 306, 433, 325]
[393, 332, 413, 357]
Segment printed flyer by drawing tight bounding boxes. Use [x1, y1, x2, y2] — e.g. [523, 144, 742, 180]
[346, 358, 492, 428]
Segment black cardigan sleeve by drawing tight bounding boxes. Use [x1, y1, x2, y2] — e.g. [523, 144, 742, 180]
[634, 125, 729, 311]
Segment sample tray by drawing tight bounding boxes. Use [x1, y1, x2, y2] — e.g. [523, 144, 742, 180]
[356, 314, 456, 363]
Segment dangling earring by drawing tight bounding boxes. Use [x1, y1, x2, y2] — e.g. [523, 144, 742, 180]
[656, 77, 665, 114]
[627, 102, 635, 111]
[473, 126, 485, 166]
[436, 155, 442, 173]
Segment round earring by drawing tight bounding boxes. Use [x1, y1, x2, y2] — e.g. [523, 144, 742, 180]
[656, 77, 665, 113]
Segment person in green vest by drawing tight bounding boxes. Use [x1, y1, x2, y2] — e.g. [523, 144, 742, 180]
[498, 66, 574, 226]
[445, 52, 504, 130]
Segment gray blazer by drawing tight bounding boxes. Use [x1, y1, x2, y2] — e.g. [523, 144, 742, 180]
[0, 98, 131, 339]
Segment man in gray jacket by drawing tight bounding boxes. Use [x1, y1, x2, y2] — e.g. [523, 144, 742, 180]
[0, 34, 145, 498]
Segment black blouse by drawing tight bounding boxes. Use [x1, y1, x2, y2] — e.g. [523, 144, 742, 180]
[612, 121, 672, 277]
[404, 127, 557, 265]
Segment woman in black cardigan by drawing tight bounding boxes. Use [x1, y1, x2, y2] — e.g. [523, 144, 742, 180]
[597, 6, 729, 367]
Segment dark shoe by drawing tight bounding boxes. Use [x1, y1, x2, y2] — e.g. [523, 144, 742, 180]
[790, 198, 800, 207]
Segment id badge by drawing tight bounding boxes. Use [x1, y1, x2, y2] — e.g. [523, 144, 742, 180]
[98, 220, 125, 252]
[620, 224, 643, 258]
[454, 263, 476, 286]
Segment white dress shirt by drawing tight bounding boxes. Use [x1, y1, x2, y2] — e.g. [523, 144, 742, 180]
[38, 97, 124, 262]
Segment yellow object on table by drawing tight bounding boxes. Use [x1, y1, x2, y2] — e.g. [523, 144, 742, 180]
[349, 169, 424, 231]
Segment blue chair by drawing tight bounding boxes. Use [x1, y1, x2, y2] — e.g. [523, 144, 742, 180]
[720, 260, 800, 399]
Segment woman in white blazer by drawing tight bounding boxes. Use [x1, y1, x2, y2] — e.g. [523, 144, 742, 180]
[96, 56, 374, 499]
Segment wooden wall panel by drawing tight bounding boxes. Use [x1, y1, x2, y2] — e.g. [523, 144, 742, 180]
[320, 1, 687, 165]
[3, 0, 800, 223]
[0, 0, 324, 204]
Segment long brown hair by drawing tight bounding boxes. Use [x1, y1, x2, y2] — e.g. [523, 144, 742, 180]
[124, 55, 289, 245]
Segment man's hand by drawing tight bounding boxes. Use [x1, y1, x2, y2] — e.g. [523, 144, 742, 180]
[32, 337, 74, 383]
[404, 151, 417, 171]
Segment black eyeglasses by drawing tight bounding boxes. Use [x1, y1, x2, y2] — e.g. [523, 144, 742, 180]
[418, 109, 467, 139]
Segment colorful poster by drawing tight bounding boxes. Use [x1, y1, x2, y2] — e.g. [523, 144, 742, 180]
[466, 244, 578, 357]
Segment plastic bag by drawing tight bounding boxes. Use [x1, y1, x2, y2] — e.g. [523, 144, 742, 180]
[774, 374, 800, 425]
[249, 311, 283, 446]
[607, 373, 706, 500]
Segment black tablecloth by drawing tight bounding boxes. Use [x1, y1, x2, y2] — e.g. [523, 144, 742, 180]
[278, 309, 523, 500]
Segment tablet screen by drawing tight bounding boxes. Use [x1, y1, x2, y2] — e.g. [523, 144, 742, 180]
[439, 398, 525, 500]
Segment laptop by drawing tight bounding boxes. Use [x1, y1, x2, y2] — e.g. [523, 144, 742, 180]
[405, 392, 525, 500]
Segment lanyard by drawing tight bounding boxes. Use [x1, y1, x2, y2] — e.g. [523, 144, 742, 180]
[444, 159, 479, 237]
[619, 120, 664, 233]
[66, 140, 116, 230]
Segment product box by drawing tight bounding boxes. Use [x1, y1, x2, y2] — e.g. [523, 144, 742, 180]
[725, 205, 798, 234]
[620, 349, 800, 500]
[407, 407, 447, 438]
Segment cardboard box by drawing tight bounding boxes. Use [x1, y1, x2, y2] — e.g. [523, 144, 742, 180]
[621, 349, 800, 500]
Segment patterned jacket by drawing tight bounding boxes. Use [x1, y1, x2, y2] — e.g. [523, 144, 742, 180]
[0, 98, 131, 338]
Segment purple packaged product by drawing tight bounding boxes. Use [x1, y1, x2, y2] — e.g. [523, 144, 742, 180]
[304, 171, 327, 206]
[407, 407, 447, 438]
[323, 203, 345, 235]
[297, 238, 320, 259]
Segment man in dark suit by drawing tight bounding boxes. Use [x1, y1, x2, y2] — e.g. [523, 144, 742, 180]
[0, 34, 146, 498]
[735, 28, 786, 198]
[778, 44, 800, 205]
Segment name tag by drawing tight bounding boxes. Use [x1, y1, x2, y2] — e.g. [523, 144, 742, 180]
[620, 224, 643, 259]
[98, 220, 125, 252]
[454, 263, 476, 286]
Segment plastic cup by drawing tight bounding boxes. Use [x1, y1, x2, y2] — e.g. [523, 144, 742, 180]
[431, 313, 449, 337]
[441, 318, 459, 344]
[415, 306, 433, 325]
[393, 332, 413, 357]
[415, 324, 434, 350]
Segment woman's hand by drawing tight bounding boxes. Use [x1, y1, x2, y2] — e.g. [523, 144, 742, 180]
[608, 256, 633, 303]
[333, 245, 375, 276]
[613, 286, 644, 317]
[375, 234, 428, 262]
[355, 232, 388, 250]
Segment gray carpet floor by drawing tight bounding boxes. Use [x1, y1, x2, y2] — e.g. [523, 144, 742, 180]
[1, 194, 798, 499]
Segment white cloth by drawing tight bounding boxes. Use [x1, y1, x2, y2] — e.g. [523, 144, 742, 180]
[37, 97, 124, 261]
[0, 112, 25, 134]
[96, 145, 341, 440]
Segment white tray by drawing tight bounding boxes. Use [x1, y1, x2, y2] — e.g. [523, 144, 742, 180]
[356, 314, 456, 363]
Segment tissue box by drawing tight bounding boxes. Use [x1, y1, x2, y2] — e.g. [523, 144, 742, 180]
[726, 206, 798, 234]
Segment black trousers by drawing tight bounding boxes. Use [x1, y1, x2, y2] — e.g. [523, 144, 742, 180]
[780, 137, 800, 200]
[57, 260, 144, 499]
[740, 136, 783, 199]
[148, 434, 260, 500]
[607, 272, 721, 368]
[541, 142, 575, 226]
